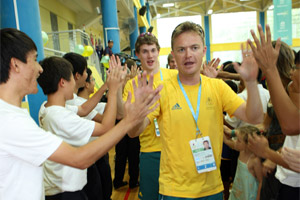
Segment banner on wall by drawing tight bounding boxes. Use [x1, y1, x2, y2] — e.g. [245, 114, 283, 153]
[273, 0, 292, 45]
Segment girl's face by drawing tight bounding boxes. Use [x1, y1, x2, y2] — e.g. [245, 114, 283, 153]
[235, 131, 246, 151]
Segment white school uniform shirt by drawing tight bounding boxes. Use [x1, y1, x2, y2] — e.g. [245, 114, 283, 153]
[66, 93, 98, 120]
[276, 134, 300, 187]
[39, 102, 95, 195]
[0, 99, 62, 200]
[225, 84, 270, 128]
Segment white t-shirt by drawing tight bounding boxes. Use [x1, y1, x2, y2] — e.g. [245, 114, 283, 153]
[67, 95, 106, 142]
[276, 134, 300, 187]
[0, 99, 62, 200]
[39, 102, 95, 195]
[225, 84, 270, 128]
[66, 94, 98, 120]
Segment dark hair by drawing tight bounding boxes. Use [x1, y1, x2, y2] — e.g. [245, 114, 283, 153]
[77, 68, 92, 93]
[167, 53, 174, 64]
[224, 80, 238, 93]
[63, 52, 87, 76]
[171, 21, 205, 50]
[125, 59, 136, 69]
[38, 57, 73, 95]
[295, 50, 300, 65]
[223, 63, 238, 74]
[1, 28, 37, 84]
[135, 32, 160, 53]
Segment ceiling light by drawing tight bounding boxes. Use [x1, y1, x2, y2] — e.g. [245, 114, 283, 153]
[208, 9, 213, 14]
[162, 3, 175, 8]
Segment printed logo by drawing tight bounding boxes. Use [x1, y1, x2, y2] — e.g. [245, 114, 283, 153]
[172, 103, 182, 110]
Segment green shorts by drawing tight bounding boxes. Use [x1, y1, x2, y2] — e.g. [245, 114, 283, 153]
[158, 192, 223, 200]
[138, 151, 161, 200]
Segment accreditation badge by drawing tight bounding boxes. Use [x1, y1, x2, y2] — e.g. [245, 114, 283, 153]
[154, 118, 160, 137]
[189, 136, 217, 173]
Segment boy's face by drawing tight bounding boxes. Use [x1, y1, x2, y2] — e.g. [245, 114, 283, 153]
[65, 75, 76, 100]
[169, 57, 177, 69]
[18, 50, 43, 95]
[136, 44, 159, 72]
[76, 69, 88, 88]
[87, 75, 95, 94]
[172, 31, 206, 77]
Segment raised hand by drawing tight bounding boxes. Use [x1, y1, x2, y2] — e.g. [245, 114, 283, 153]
[233, 43, 258, 82]
[107, 55, 127, 91]
[248, 133, 269, 158]
[282, 147, 300, 173]
[202, 58, 222, 78]
[129, 64, 140, 79]
[124, 71, 163, 126]
[247, 24, 281, 73]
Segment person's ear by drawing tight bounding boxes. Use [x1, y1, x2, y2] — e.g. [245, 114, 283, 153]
[75, 72, 80, 80]
[10, 57, 21, 73]
[59, 78, 66, 87]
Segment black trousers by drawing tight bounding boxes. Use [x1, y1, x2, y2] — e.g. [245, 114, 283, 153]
[277, 183, 300, 200]
[46, 190, 88, 200]
[83, 153, 112, 200]
[113, 134, 140, 187]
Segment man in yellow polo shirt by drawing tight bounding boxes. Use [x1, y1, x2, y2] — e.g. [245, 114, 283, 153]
[123, 32, 177, 200]
[128, 21, 264, 199]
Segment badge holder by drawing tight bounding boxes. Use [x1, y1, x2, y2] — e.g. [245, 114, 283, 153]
[189, 130, 217, 174]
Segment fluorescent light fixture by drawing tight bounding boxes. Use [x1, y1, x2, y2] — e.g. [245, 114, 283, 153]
[157, 13, 161, 18]
[163, 3, 175, 8]
[268, 5, 274, 10]
[208, 9, 213, 14]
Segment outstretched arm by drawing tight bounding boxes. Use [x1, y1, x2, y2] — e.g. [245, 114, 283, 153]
[248, 134, 291, 170]
[127, 72, 163, 138]
[248, 24, 300, 135]
[232, 43, 263, 124]
[48, 72, 162, 169]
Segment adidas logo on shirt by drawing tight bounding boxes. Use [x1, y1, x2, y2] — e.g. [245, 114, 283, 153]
[172, 103, 182, 110]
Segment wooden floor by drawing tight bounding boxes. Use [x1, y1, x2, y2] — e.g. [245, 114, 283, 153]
[109, 148, 140, 200]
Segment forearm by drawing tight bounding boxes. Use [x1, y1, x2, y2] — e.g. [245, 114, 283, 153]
[223, 138, 236, 150]
[264, 148, 290, 170]
[116, 88, 124, 120]
[265, 69, 300, 135]
[217, 71, 241, 80]
[73, 118, 134, 169]
[100, 90, 117, 131]
[245, 81, 264, 124]
[79, 84, 107, 116]
[128, 118, 149, 138]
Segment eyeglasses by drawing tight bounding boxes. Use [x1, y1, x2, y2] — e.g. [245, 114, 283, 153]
[139, 32, 153, 38]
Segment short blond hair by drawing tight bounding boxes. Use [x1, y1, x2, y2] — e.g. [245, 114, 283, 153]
[171, 21, 205, 50]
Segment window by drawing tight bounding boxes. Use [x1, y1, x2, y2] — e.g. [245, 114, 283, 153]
[211, 11, 257, 44]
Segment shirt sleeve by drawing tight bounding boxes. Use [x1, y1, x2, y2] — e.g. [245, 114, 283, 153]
[218, 79, 245, 117]
[0, 114, 63, 167]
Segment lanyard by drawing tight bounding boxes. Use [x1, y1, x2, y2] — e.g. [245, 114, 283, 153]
[177, 75, 202, 137]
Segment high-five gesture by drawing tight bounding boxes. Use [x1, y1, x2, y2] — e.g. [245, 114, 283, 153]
[233, 43, 258, 82]
[247, 24, 281, 73]
[124, 71, 163, 126]
[202, 58, 222, 78]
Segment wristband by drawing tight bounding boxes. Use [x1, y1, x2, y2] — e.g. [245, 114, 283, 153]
[231, 129, 236, 138]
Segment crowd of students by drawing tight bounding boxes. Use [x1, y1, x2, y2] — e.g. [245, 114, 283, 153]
[0, 21, 299, 200]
